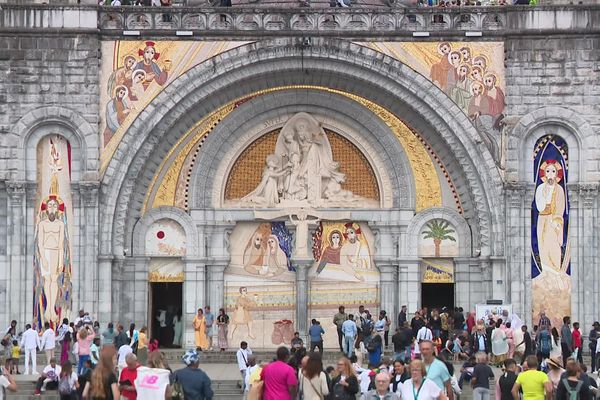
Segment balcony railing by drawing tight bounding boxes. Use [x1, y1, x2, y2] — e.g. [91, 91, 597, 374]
[0, 4, 598, 37]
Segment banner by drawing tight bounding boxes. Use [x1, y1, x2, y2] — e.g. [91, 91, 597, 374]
[421, 259, 454, 283]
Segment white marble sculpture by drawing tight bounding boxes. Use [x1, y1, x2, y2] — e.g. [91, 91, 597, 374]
[239, 112, 377, 208]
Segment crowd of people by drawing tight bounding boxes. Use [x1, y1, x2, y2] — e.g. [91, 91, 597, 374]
[2, 305, 599, 400]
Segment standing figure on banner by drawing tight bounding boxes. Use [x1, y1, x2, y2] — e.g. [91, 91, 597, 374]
[535, 160, 566, 276]
[34, 137, 73, 328]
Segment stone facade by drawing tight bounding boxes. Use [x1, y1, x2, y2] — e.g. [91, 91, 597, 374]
[0, 5, 598, 347]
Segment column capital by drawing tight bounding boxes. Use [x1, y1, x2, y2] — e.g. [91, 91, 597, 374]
[578, 183, 598, 209]
[6, 181, 26, 201]
[79, 181, 100, 207]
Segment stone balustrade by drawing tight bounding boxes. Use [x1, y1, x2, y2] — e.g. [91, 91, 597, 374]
[0, 4, 598, 37]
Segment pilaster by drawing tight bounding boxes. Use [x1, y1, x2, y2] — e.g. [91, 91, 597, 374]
[97, 254, 114, 324]
[292, 258, 312, 336]
[577, 184, 598, 327]
[207, 262, 227, 313]
[78, 181, 99, 316]
[377, 263, 398, 328]
[183, 258, 206, 348]
[6, 182, 26, 324]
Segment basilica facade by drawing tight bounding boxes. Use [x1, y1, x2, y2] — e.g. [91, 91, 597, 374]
[0, 5, 598, 348]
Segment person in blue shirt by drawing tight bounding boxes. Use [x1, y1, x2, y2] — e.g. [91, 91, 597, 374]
[342, 314, 358, 358]
[309, 319, 325, 356]
[174, 349, 214, 400]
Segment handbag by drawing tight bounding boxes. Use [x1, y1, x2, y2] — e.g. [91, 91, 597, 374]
[171, 377, 185, 400]
[247, 380, 264, 400]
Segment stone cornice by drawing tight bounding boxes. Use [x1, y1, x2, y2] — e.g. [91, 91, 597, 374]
[0, 5, 598, 38]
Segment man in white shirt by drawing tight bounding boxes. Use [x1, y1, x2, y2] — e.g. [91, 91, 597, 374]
[40, 322, 56, 364]
[118, 343, 133, 367]
[0, 366, 17, 396]
[73, 309, 85, 327]
[244, 355, 259, 394]
[236, 341, 252, 391]
[414, 325, 433, 358]
[34, 358, 61, 395]
[21, 324, 41, 375]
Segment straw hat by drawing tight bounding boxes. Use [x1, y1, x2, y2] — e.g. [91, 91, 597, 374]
[546, 357, 562, 369]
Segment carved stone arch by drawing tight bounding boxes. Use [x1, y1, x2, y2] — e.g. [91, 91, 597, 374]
[100, 38, 501, 260]
[132, 206, 199, 258]
[508, 106, 597, 184]
[188, 89, 411, 210]
[13, 106, 98, 181]
[406, 207, 473, 258]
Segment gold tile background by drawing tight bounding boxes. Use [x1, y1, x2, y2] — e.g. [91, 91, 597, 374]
[225, 128, 380, 201]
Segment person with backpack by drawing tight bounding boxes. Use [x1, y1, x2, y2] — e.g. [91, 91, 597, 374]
[57, 360, 79, 400]
[555, 359, 590, 400]
[537, 326, 552, 365]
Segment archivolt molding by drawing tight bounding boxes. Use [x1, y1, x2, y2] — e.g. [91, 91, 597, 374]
[13, 106, 98, 181]
[508, 106, 597, 184]
[100, 38, 501, 259]
[131, 206, 199, 257]
[406, 207, 473, 258]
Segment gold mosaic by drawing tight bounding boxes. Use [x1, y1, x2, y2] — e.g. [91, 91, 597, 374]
[225, 128, 380, 201]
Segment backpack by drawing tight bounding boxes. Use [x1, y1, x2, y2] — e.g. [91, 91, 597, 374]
[58, 375, 72, 395]
[539, 330, 551, 354]
[562, 379, 583, 400]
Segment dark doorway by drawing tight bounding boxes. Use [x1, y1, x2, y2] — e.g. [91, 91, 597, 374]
[150, 282, 183, 348]
[421, 283, 454, 310]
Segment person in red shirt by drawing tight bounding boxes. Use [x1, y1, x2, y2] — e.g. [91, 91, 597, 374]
[261, 347, 298, 400]
[572, 322, 583, 364]
[119, 353, 139, 400]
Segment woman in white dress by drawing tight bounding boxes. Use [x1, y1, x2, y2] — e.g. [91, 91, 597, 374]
[491, 320, 508, 365]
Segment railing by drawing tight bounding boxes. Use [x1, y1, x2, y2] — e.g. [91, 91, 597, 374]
[0, 4, 598, 36]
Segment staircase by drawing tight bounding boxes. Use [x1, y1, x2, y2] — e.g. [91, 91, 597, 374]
[5, 380, 242, 400]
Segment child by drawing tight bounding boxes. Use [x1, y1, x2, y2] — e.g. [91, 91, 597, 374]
[452, 335, 463, 361]
[11, 340, 20, 374]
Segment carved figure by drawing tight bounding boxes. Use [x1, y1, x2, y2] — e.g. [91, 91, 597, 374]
[240, 112, 374, 208]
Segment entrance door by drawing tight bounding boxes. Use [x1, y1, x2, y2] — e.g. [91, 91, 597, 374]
[150, 282, 183, 348]
[421, 283, 454, 310]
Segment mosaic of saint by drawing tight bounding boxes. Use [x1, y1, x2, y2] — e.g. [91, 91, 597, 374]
[357, 41, 505, 163]
[309, 221, 379, 347]
[34, 136, 74, 329]
[531, 135, 570, 329]
[224, 222, 296, 348]
[99, 40, 249, 172]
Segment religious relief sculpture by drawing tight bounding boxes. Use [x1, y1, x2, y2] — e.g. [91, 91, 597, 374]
[34, 136, 73, 329]
[239, 112, 377, 208]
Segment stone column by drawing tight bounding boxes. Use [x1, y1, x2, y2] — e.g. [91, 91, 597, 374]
[111, 256, 125, 323]
[453, 258, 472, 309]
[208, 263, 227, 312]
[579, 184, 598, 327]
[183, 257, 206, 348]
[6, 182, 26, 324]
[378, 263, 398, 324]
[78, 182, 99, 315]
[504, 183, 528, 324]
[292, 258, 312, 337]
[97, 255, 114, 324]
[399, 258, 420, 312]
